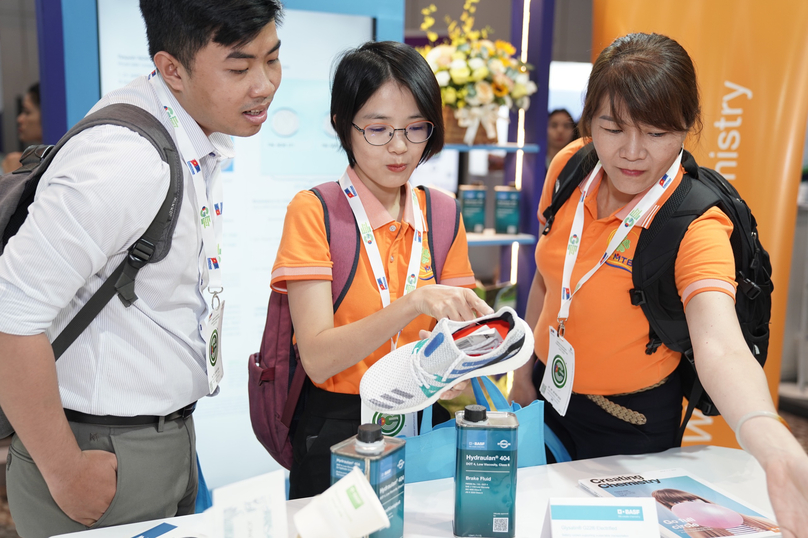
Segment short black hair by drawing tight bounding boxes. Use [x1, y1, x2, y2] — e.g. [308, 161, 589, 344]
[140, 0, 283, 72]
[330, 41, 444, 167]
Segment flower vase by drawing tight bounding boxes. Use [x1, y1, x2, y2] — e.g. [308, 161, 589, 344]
[442, 107, 493, 146]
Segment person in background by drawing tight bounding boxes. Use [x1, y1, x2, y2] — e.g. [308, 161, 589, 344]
[545, 108, 577, 168]
[271, 40, 491, 498]
[509, 32, 808, 535]
[2, 82, 43, 173]
[0, 1, 282, 536]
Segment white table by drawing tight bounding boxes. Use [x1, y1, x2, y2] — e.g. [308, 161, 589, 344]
[55, 445, 776, 538]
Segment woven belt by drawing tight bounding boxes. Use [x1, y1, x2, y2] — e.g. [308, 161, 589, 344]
[64, 402, 196, 426]
[582, 377, 669, 425]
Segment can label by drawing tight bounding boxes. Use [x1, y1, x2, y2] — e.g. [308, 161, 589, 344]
[331, 443, 406, 538]
[454, 426, 517, 537]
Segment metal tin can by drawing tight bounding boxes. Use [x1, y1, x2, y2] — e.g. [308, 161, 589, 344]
[331, 424, 406, 538]
[454, 405, 518, 537]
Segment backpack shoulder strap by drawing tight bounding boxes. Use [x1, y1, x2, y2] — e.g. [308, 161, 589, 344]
[310, 181, 360, 311]
[50, 103, 183, 358]
[541, 142, 598, 235]
[418, 186, 460, 284]
[630, 150, 723, 355]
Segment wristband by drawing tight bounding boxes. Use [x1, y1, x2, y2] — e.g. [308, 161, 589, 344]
[734, 411, 790, 452]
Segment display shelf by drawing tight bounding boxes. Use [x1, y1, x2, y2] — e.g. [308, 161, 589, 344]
[443, 143, 540, 153]
[466, 229, 537, 247]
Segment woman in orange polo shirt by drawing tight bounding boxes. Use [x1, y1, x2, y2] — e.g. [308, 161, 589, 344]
[271, 41, 491, 498]
[510, 33, 808, 531]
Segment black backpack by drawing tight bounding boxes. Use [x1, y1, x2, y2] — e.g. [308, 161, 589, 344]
[542, 142, 773, 439]
[0, 103, 183, 438]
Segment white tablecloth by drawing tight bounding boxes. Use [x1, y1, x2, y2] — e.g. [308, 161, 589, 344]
[55, 445, 775, 538]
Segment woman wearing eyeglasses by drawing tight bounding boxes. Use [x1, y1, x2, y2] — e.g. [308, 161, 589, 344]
[270, 41, 492, 498]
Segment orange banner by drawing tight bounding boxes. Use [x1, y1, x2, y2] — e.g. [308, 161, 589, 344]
[593, 0, 808, 447]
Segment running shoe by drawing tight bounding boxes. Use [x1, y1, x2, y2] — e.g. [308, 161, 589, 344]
[360, 306, 534, 414]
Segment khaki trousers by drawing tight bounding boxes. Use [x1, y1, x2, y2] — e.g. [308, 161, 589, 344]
[6, 415, 197, 538]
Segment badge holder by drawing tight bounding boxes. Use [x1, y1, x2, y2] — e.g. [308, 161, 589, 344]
[540, 325, 575, 416]
[204, 290, 225, 394]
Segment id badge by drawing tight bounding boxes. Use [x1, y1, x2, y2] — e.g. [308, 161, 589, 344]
[540, 326, 575, 416]
[203, 300, 225, 394]
[360, 401, 417, 438]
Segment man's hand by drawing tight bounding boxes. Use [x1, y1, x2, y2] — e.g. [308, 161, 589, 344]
[47, 449, 118, 527]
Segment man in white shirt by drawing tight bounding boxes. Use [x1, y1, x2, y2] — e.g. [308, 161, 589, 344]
[0, 1, 282, 535]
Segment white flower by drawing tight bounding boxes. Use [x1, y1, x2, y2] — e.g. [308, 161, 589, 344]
[450, 58, 468, 70]
[515, 96, 531, 110]
[515, 73, 530, 85]
[468, 57, 486, 70]
[488, 58, 506, 75]
[525, 81, 538, 95]
[435, 70, 451, 87]
[426, 45, 455, 69]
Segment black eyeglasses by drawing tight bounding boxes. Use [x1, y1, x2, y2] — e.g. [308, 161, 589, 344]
[352, 121, 434, 146]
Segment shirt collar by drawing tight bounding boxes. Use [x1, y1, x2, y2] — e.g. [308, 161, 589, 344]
[346, 167, 419, 230]
[579, 163, 685, 229]
[154, 74, 234, 162]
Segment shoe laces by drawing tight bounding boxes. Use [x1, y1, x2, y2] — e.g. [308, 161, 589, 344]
[409, 337, 467, 390]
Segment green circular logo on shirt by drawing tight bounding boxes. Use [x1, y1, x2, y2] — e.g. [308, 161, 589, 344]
[372, 412, 405, 436]
[209, 330, 219, 366]
[551, 355, 567, 388]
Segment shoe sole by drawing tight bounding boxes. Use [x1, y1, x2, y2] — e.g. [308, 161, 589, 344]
[367, 321, 535, 415]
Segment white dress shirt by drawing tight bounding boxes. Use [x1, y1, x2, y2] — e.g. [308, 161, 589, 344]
[0, 74, 234, 416]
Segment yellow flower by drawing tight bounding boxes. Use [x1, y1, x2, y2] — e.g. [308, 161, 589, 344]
[492, 81, 509, 98]
[442, 87, 457, 106]
[511, 83, 528, 100]
[471, 66, 490, 82]
[450, 66, 471, 85]
[495, 40, 516, 56]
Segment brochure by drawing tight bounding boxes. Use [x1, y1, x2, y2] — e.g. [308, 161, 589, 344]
[578, 468, 780, 538]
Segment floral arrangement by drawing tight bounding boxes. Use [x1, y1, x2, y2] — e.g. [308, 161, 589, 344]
[418, 0, 537, 144]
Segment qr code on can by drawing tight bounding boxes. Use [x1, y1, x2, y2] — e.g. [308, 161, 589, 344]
[493, 517, 509, 533]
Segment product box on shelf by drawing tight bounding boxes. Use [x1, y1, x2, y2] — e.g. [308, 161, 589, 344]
[459, 184, 486, 233]
[494, 186, 520, 234]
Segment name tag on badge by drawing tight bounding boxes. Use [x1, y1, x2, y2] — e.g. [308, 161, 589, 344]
[360, 401, 417, 438]
[203, 300, 225, 394]
[540, 326, 575, 416]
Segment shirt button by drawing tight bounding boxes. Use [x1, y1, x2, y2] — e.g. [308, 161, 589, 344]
[389, 225, 397, 232]
[389, 256, 394, 263]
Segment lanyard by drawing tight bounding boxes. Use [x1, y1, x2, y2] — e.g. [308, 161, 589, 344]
[556, 150, 683, 335]
[338, 170, 424, 350]
[148, 72, 224, 309]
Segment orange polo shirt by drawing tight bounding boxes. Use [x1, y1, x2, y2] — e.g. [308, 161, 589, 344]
[534, 139, 736, 395]
[271, 167, 477, 394]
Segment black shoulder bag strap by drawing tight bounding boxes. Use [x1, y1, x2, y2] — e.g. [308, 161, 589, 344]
[51, 103, 183, 358]
[541, 142, 598, 235]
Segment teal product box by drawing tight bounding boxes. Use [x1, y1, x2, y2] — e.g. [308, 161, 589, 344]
[454, 405, 518, 538]
[331, 424, 406, 538]
[494, 186, 520, 234]
[459, 185, 486, 233]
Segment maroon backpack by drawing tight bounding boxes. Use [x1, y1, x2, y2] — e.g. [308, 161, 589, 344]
[248, 182, 461, 469]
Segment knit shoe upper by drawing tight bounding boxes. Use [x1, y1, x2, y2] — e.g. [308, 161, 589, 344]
[359, 306, 534, 415]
